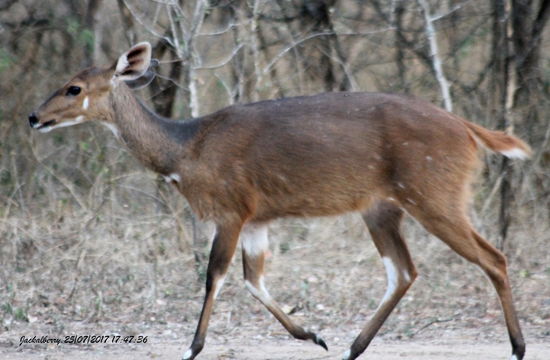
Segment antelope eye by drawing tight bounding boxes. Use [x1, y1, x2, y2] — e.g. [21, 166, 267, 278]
[66, 86, 81, 96]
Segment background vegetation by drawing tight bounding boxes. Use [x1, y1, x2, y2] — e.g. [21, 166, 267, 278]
[1, 0, 549, 354]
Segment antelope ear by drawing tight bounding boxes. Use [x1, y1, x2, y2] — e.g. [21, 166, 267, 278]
[113, 42, 152, 81]
[125, 59, 159, 90]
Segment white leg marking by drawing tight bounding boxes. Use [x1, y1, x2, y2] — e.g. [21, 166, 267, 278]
[403, 269, 411, 283]
[82, 96, 89, 110]
[240, 223, 269, 258]
[379, 257, 399, 306]
[342, 349, 351, 360]
[212, 275, 226, 300]
[245, 277, 274, 305]
[381, 257, 399, 303]
[376, 257, 412, 311]
[510, 355, 518, 360]
[38, 116, 85, 133]
[182, 348, 193, 360]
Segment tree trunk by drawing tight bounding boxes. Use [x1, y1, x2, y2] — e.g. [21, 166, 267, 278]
[491, 0, 513, 250]
[511, 0, 549, 144]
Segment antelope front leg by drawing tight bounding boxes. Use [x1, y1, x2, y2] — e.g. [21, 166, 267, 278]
[241, 224, 328, 350]
[182, 221, 243, 360]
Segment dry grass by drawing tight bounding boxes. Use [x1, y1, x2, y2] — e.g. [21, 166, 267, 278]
[1, 172, 549, 349]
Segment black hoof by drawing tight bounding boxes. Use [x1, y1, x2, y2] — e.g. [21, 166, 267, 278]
[312, 333, 328, 351]
[511, 338, 525, 360]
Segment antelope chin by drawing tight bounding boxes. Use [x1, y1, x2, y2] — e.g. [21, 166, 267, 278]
[37, 116, 85, 133]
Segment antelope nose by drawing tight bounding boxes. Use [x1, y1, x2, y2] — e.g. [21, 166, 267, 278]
[28, 112, 39, 128]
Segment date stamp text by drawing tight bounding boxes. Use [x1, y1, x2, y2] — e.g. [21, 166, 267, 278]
[19, 334, 148, 347]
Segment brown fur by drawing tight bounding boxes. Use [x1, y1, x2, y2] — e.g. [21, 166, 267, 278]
[30, 44, 529, 360]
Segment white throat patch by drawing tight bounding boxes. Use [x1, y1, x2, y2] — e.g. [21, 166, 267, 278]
[100, 121, 120, 139]
[38, 115, 85, 133]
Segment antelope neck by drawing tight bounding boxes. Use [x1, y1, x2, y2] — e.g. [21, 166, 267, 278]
[109, 83, 200, 175]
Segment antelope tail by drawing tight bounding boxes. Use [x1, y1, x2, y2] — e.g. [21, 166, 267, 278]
[463, 120, 532, 159]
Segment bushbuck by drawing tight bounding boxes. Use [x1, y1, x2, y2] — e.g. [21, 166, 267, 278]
[29, 42, 530, 360]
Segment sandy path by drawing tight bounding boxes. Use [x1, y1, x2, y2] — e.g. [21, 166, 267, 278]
[3, 337, 549, 359]
[2, 319, 549, 359]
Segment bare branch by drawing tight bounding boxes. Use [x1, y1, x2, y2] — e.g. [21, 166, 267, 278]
[196, 22, 244, 37]
[430, 0, 472, 22]
[193, 43, 244, 70]
[262, 28, 396, 75]
[166, 4, 181, 56]
[122, 0, 175, 47]
[417, 0, 453, 111]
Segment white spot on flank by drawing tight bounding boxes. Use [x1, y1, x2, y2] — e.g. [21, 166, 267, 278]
[426, 156, 433, 161]
[241, 223, 269, 258]
[397, 182, 405, 189]
[38, 116, 85, 133]
[82, 96, 89, 110]
[182, 348, 193, 360]
[100, 121, 120, 139]
[501, 148, 529, 160]
[406, 198, 417, 205]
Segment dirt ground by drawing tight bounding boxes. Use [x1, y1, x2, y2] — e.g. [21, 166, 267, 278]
[4, 341, 550, 360]
[2, 320, 549, 359]
[2, 217, 549, 360]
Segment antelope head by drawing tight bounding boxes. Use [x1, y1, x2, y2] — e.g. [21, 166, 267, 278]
[28, 42, 155, 133]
